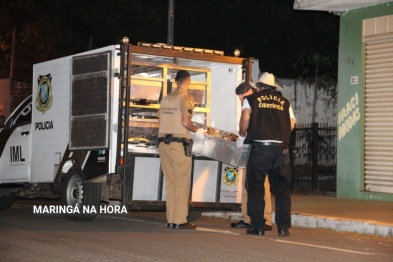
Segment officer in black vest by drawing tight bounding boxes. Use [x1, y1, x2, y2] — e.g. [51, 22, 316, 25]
[236, 72, 296, 237]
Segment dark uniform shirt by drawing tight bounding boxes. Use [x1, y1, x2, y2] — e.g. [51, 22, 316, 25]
[243, 90, 291, 145]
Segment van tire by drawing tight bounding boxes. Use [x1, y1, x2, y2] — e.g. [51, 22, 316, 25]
[0, 194, 16, 211]
[62, 168, 101, 221]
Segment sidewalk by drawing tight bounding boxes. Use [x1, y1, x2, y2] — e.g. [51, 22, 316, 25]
[290, 194, 393, 237]
[205, 194, 393, 237]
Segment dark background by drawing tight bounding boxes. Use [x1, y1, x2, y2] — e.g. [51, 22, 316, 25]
[0, 0, 339, 82]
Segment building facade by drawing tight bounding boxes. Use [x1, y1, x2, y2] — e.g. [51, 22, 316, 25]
[295, 1, 393, 201]
[337, 4, 393, 201]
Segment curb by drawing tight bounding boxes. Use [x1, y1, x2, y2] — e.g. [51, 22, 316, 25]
[292, 213, 393, 237]
[202, 212, 393, 237]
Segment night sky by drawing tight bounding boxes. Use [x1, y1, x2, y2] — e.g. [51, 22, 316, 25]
[0, 0, 339, 81]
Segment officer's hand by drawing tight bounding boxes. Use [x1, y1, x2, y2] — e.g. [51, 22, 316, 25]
[236, 136, 245, 148]
[192, 128, 206, 140]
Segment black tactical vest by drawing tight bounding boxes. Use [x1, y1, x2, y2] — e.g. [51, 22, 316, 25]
[243, 90, 292, 145]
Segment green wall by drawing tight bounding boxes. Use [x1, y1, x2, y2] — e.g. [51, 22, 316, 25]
[337, 3, 393, 201]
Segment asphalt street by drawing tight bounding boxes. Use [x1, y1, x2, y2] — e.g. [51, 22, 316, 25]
[0, 199, 392, 262]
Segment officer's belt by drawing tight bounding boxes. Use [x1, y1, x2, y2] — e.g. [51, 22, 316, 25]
[253, 141, 289, 154]
[157, 136, 184, 143]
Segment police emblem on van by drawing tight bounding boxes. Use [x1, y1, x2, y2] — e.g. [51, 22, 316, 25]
[36, 74, 53, 114]
[223, 167, 238, 186]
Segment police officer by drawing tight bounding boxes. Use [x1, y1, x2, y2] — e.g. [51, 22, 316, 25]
[230, 82, 273, 231]
[157, 70, 205, 230]
[236, 72, 296, 237]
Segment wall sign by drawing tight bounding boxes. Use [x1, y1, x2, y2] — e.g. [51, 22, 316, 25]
[351, 76, 358, 85]
[338, 92, 360, 141]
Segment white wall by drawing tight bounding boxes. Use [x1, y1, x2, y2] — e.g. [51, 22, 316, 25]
[278, 78, 337, 125]
[210, 64, 243, 132]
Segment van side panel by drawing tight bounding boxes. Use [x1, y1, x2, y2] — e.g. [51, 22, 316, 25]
[30, 57, 72, 183]
[30, 46, 118, 183]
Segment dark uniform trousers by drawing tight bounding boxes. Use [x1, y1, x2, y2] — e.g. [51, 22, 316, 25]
[246, 142, 292, 230]
[158, 141, 192, 224]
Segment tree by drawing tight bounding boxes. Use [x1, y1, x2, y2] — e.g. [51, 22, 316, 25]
[294, 51, 337, 123]
[0, 0, 340, 81]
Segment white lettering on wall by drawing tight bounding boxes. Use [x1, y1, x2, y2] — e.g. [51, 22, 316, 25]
[338, 92, 360, 141]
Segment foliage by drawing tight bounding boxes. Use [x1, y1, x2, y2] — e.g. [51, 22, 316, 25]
[0, 0, 340, 82]
[293, 50, 338, 89]
[294, 51, 337, 77]
[293, 49, 338, 122]
[296, 73, 337, 100]
[0, 0, 170, 81]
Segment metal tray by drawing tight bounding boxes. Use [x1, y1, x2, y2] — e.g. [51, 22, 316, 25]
[191, 124, 249, 168]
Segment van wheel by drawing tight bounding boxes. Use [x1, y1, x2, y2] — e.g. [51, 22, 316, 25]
[62, 168, 101, 221]
[187, 210, 202, 222]
[0, 194, 16, 211]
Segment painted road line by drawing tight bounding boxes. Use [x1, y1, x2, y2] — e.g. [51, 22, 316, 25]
[274, 239, 376, 255]
[196, 227, 240, 235]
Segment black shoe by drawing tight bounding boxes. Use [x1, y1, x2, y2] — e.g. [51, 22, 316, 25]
[246, 229, 265, 235]
[167, 223, 174, 228]
[173, 222, 196, 230]
[265, 225, 272, 231]
[231, 220, 252, 228]
[278, 229, 290, 237]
